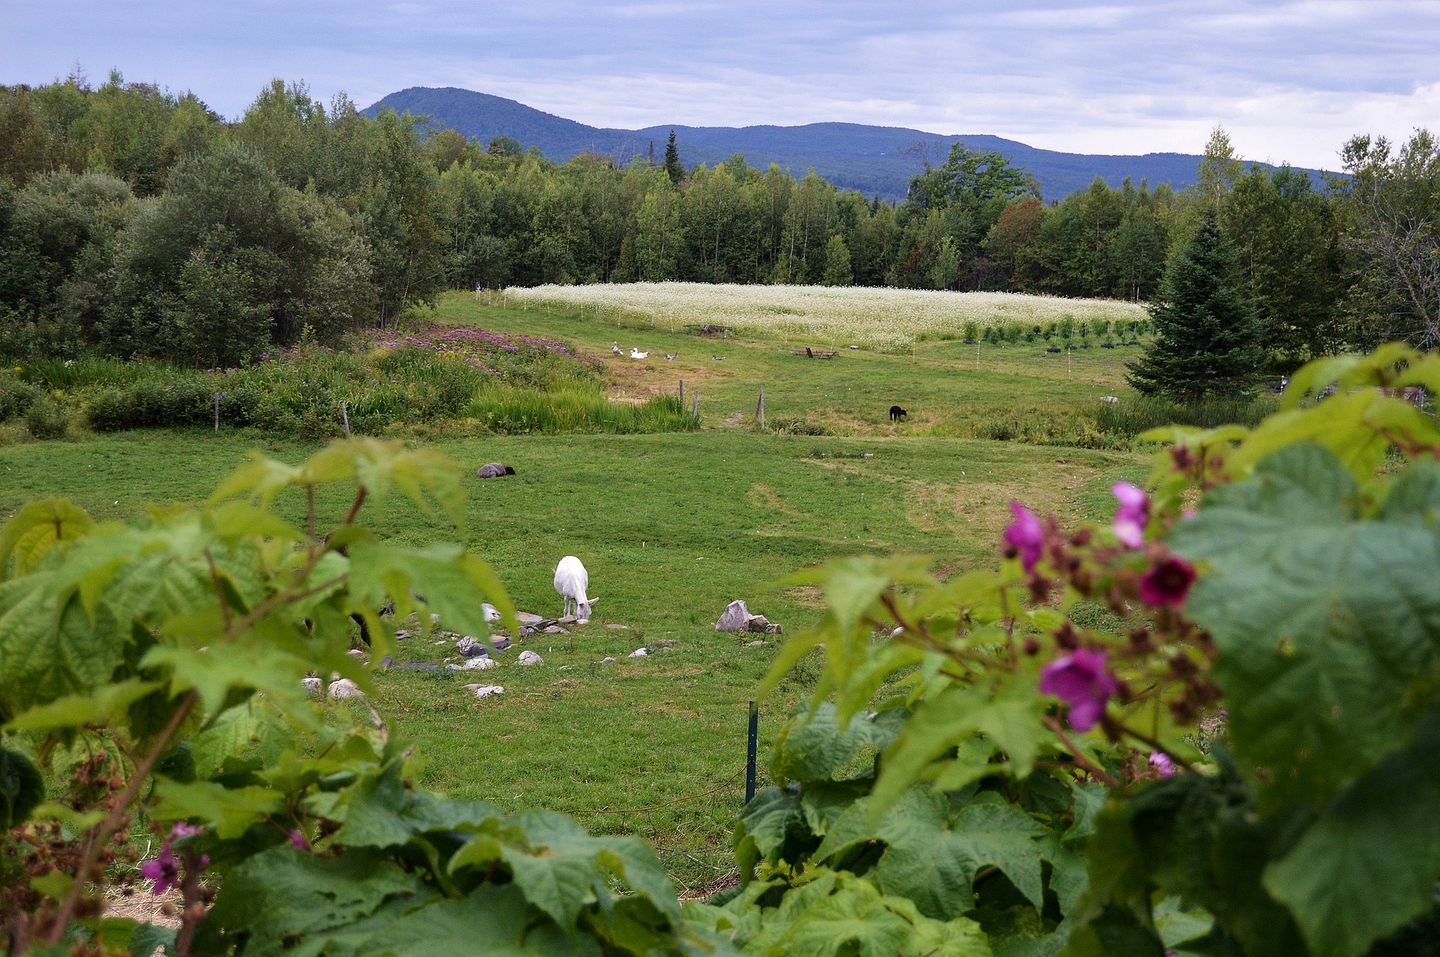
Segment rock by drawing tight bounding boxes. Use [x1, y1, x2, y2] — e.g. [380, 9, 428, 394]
[515, 612, 544, 624]
[746, 615, 771, 632]
[628, 648, 649, 657]
[328, 679, 364, 700]
[716, 599, 752, 631]
[430, 613, 442, 625]
[465, 684, 504, 699]
[392, 660, 441, 671]
[606, 623, 630, 630]
[347, 648, 368, 659]
[558, 614, 578, 625]
[654, 639, 676, 648]
[517, 650, 544, 666]
[475, 462, 516, 478]
[601, 656, 616, 663]
[395, 629, 413, 639]
[491, 636, 512, 652]
[301, 677, 323, 695]
[1099, 395, 1120, 404]
[450, 656, 498, 671]
[747, 640, 767, 647]
[765, 623, 784, 635]
[456, 636, 485, 656]
[519, 625, 538, 638]
[482, 602, 502, 622]
[543, 625, 570, 635]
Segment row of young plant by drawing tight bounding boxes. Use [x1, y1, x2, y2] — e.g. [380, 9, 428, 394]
[0, 325, 697, 441]
[3, 343, 1437, 955]
[960, 316, 1151, 347]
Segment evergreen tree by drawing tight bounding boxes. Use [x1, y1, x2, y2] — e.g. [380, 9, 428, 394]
[663, 129, 684, 186]
[821, 234, 853, 286]
[1127, 213, 1264, 402]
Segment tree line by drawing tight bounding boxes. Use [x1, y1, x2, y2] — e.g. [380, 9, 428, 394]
[1, 72, 1436, 367]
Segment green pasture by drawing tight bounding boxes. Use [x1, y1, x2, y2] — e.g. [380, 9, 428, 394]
[0, 292, 1154, 890]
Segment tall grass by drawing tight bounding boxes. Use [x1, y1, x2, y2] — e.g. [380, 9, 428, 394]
[1093, 394, 1280, 435]
[467, 383, 698, 435]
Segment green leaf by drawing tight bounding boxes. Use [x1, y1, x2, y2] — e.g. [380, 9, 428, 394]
[201, 845, 438, 955]
[772, 703, 903, 785]
[358, 885, 600, 957]
[1, 743, 44, 827]
[128, 922, 176, 957]
[347, 542, 510, 643]
[334, 760, 499, 849]
[733, 786, 805, 879]
[0, 581, 126, 719]
[152, 778, 283, 838]
[4, 679, 160, 733]
[0, 498, 95, 579]
[28, 869, 74, 901]
[1264, 709, 1440, 957]
[141, 643, 313, 723]
[1171, 444, 1440, 803]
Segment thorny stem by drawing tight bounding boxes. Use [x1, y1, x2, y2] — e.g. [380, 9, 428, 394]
[1043, 715, 1120, 788]
[45, 690, 199, 944]
[175, 846, 206, 957]
[342, 486, 368, 527]
[1108, 718, 1194, 771]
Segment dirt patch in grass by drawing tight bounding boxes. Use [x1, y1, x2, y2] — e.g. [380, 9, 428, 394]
[746, 482, 801, 517]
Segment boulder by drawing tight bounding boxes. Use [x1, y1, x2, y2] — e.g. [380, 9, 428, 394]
[628, 648, 649, 657]
[465, 684, 504, 699]
[517, 650, 544, 666]
[516, 612, 544, 624]
[328, 679, 364, 700]
[716, 599, 752, 631]
[475, 463, 516, 478]
[450, 657, 498, 671]
[601, 656, 616, 663]
[746, 615, 771, 633]
[543, 625, 570, 635]
[301, 677, 323, 695]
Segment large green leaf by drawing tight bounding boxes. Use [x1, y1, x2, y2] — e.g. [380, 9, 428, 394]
[815, 789, 1047, 919]
[334, 760, 499, 849]
[151, 778, 283, 838]
[0, 581, 126, 718]
[1171, 445, 1440, 802]
[347, 542, 513, 642]
[0, 498, 95, 579]
[360, 885, 600, 957]
[733, 786, 806, 879]
[0, 745, 44, 828]
[772, 703, 903, 785]
[1264, 710, 1440, 957]
[3, 679, 160, 733]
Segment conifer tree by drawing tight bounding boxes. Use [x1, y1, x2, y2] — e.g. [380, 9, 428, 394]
[663, 129, 684, 185]
[1127, 212, 1264, 402]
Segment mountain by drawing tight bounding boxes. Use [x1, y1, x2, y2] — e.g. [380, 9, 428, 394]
[363, 87, 1332, 202]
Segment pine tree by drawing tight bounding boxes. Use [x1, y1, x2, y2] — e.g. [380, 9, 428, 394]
[663, 129, 684, 186]
[1127, 212, 1264, 402]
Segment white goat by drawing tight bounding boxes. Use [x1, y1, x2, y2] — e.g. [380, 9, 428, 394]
[554, 556, 599, 621]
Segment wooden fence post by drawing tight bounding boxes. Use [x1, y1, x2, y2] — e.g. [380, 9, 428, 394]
[341, 401, 352, 436]
[756, 387, 766, 430]
[213, 393, 220, 432]
[679, 378, 684, 405]
[692, 390, 699, 418]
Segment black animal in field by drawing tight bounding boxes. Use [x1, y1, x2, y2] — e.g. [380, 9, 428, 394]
[889, 405, 908, 423]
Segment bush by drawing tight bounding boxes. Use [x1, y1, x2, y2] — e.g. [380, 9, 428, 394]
[25, 396, 70, 439]
[467, 384, 697, 435]
[0, 370, 35, 421]
[1095, 394, 1279, 437]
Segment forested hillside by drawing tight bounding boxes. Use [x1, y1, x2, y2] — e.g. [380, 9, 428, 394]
[1, 73, 1435, 367]
[363, 86, 1333, 201]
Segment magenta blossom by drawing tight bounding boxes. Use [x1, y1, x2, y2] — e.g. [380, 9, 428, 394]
[1138, 555, 1197, 607]
[139, 846, 179, 895]
[290, 828, 308, 850]
[1111, 482, 1149, 549]
[1148, 751, 1175, 777]
[1003, 501, 1045, 572]
[1039, 648, 1118, 731]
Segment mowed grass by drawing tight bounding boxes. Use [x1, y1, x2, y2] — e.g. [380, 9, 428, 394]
[0, 292, 1156, 891]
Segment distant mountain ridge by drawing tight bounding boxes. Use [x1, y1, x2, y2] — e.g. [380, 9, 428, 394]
[363, 86, 1332, 202]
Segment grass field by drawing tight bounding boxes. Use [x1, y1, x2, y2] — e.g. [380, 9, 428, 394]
[0, 289, 1156, 891]
[506, 282, 1149, 351]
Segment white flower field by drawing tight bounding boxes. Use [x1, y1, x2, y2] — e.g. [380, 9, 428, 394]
[504, 282, 1149, 350]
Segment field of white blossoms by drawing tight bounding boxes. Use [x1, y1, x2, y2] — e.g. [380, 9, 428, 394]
[504, 282, 1149, 350]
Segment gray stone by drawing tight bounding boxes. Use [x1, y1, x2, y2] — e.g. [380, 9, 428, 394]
[465, 684, 504, 699]
[606, 623, 630, 630]
[328, 679, 364, 700]
[517, 650, 544, 666]
[515, 612, 544, 624]
[543, 625, 570, 635]
[716, 599, 751, 631]
[301, 676, 323, 695]
[450, 657, 498, 671]
[747, 640, 767, 647]
[475, 463, 516, 478]
[601, 656, 616, 663]
[628, 647, 649, 657]
[746, 615, 771, 633]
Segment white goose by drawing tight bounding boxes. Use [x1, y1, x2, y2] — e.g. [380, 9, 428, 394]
[629, 348, 649, 359]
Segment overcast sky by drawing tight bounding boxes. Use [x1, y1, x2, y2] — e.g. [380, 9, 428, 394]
[7, 0, 1438, 169]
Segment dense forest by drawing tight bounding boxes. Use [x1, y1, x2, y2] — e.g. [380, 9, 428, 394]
[1, 72, 1435, 367]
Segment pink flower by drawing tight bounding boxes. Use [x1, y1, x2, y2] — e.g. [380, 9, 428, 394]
[1039, 648, 1117, 731]
[1003, 502, 1045, 572]
[139, 846, 179, 895]
[1111, 482, 1148, 548]
[290, 829, 308, 850]
[1138, 556, 1197, 607]
[1148, 751, 1175, 777]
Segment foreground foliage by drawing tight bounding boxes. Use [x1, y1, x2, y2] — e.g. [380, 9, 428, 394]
[0, 440, 716, 955]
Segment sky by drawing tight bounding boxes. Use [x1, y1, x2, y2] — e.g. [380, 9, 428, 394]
[7, 0, 1439, 170]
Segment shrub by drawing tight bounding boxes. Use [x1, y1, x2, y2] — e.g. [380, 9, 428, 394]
[25, 396, 70, 439]
[467, 384, 697, 435]
[0, 370, 35, 421]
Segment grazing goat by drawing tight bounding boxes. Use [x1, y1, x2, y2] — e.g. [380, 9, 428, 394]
[889, 405, 908, 423]
[554, 556, 599, 621]
[475, 462, 516, 478]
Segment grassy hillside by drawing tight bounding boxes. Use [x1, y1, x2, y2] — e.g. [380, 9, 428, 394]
[0, 290, 1158, 890]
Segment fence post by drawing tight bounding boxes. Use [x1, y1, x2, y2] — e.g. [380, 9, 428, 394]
[679, 378, 684, 405]
[340, 401, 352, 436]
[745, 700, 759, 804]
[213, 393, 220, 432]
[692, 389, 699, 419]
[756, 387, 766, 430]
